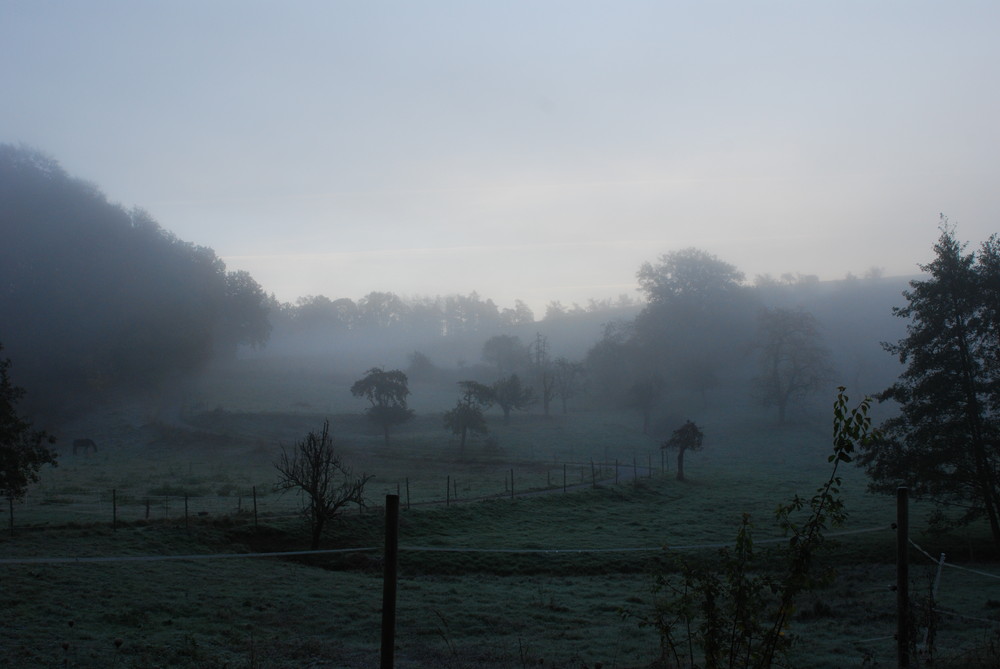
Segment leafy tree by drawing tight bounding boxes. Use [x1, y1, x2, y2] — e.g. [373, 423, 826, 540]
[350, 367, 414, 446]
[216, 270, 272, 355]
[500, 299, 535, 327]
[443, 291, 501, 336]
[0, 344, 57, 501]
[634, 248, 755, 405]
[754, 307, 832, 423]
[860, 226, 1000, 546]
[661, 420, 703, 481]
[443, 381, 494, 450]
[584, 320, 640, 403]
[628, 374, 665, 435]
[356, 291, 409, 329]
[637, 247, 745, 310]
[491, 374, 535, 423]
[274, 420, 371, 550]
[481, 334, 531, 377]
[405, 351, 438, 381]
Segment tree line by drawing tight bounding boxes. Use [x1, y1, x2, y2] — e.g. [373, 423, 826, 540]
[0, 145, 272, 406]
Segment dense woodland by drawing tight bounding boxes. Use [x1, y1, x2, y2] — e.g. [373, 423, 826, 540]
[0, 143, 905, 423]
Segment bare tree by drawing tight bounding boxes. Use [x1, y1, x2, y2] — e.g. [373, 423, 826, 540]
[531, 333, 557, 416]
[274, 420, 372, 550]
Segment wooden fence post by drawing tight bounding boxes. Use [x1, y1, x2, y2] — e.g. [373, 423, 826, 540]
[8, 495, 13, 537]
[897, 486, 910, 669]
[563, 464, 567, 493]
[405, 478, 410, 511]
[252, 486, 258, 532]
[591, 460, 596, 489]
[381, 494, 400, 669]
[446, 475, 450, 506]
[510, 468, 514, 500]
[184, 495, 189, 532]
[112, 489, 117, 532]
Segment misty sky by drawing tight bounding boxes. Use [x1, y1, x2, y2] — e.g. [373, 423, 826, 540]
[3, 2, 999, 313]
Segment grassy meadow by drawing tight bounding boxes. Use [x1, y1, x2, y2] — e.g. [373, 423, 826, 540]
[2, 358, 999, 668]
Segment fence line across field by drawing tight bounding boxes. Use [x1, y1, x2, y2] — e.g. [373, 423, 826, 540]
[0, 524, 894, 565]
[7, 458, 654, 529]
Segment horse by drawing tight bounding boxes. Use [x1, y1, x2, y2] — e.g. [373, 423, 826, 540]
[72, 438, 98, 455]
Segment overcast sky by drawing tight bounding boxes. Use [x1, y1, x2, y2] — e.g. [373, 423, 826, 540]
[3, 2, 999, 313]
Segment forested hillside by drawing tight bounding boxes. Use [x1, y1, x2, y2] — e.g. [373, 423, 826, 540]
[0, 145, 271, 411]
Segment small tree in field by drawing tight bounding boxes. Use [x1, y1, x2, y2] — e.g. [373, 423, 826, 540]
[637, 389, 876, 668]
[443, 381, 493, 450]
[350, 367, 414, 446]
[661, 420, 703, 481]
[0, 344, 57, 501]
[274, 420, 372, 550]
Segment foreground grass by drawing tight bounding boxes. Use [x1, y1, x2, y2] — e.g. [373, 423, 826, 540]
[5, 369, 998, 667]
[4, 469, 998, 668]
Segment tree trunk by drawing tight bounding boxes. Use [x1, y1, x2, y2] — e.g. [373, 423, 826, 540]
[310, 513, 324, 550]
[676, 447, 685, 481]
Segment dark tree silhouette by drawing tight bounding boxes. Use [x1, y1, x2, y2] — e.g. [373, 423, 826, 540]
[482, 334, 531, 377]
[350, 368, 414, 446]
[633, 248, 756, 404]
[0, 144, 272, 403]
[491, 374, 535, 423]
[0, 344, 57, 501]
[859, 225, 1000, 546]
[443, 381, 493, 450]
[274, 420, 372, 550]
[662, 420, 704, 481]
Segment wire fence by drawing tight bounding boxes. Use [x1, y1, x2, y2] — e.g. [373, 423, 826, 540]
[5, 458, 658, 530]
[3, 500, 999, 665]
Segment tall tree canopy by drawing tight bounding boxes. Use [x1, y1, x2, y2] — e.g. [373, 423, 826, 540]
[859, 225, 1000, 546]
[443, 380, 494, 450]
[0, 145, 271, 403]
[632, 248, 756, 406]
[637, 247, 746, 309]
[350, 367, 414, 445]
[0, 344, 57, 500]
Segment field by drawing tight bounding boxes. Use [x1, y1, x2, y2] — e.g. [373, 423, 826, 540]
[3, 358, 999, 668]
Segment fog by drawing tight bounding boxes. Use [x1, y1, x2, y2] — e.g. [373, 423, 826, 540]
[1, 140, 912, 425]
[3, 3, 1000, 314]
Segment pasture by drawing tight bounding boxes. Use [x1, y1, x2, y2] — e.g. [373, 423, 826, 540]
[2, 358, 998, 668]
